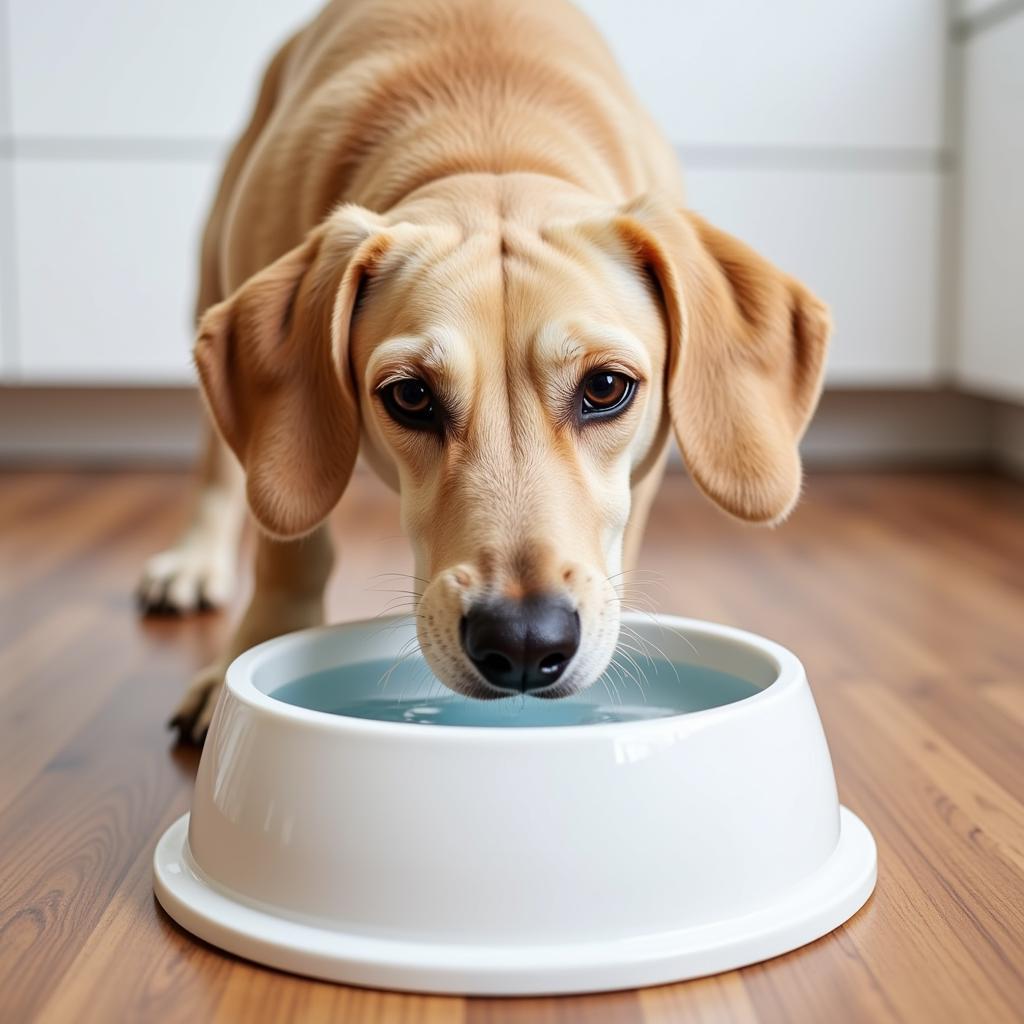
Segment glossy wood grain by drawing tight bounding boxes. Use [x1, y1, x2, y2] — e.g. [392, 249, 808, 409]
[1, 469, 1022, 1023]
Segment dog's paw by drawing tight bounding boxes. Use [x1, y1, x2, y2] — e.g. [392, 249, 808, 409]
[137, 539, 235, 615]
[168, 663, 225, 746]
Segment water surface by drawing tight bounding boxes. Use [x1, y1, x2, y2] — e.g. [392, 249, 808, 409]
[270, 654, 761, 728]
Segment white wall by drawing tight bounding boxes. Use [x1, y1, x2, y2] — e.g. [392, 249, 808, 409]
[1, 0, 324, 384]
[0, 0, 963, 388]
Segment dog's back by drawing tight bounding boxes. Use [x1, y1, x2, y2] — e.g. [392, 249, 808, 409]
[219, 0, 682, 287]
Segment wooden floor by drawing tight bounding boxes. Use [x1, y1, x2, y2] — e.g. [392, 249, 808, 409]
[1, 469, 1023, 1023]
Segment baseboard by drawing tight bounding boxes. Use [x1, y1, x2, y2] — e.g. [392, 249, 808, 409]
[992, 400, 1024, 477]
[0, 386, 204, 466]
[0, 384, 1018, 475]
[799, 388, 997, 468]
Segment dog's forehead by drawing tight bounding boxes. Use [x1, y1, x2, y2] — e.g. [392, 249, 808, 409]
[367, 319, 648, 387]
[360, 217, 661, 384]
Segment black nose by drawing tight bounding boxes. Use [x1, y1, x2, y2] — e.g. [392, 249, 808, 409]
[461, 595, 580, 693]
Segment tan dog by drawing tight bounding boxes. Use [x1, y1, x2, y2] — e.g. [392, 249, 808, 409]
[139, 0, 830, 742]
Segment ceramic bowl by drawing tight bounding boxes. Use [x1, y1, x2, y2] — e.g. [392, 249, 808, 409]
[154, 613, 875, 994]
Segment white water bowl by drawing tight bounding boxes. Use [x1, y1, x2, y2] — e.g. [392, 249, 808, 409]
[154, 613, 876, 995]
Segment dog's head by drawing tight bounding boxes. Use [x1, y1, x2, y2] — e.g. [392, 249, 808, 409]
[195, 179, 829, 698]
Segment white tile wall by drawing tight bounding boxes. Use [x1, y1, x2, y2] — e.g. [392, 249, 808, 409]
[578, 0, 947, 148]
[956, 11, 1024, 401]
[0, 0, 957, 388]
[14, 158, 220, 383]
[686, 168, 943, 384]
[8, 0, 324, 141]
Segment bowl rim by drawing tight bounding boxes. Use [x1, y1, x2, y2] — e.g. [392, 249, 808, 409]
[222, 612, 805, 745]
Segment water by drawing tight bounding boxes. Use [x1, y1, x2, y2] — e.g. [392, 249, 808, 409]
[269, 655, 761, 728]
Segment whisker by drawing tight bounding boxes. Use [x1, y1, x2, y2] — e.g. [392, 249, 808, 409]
[606, 662, 627, 701]
[365, 612, 420, 643]
[367, 571, 431, 585]
[613, 647, 649, 696]
[377, 635, 423, 693]
[619, 624, 677, 672]
[604, 664, 623, 706]
[375, 596, 418, 613]
[612, 581, 669, 597]
[630, 610, 700, 657]
[609, 658, 642, 701]
[616, 625, 657, 662]
[606, 569, 666, 582]
[605, 593, 661, 614]
[598, 673, 614, 705]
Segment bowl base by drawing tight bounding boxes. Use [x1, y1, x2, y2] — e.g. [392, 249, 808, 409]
[153, 807, 876, 996]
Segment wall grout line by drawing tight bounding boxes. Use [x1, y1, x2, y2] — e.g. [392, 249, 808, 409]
[953, 0, 1024, 40]
[0, 136, 226, 163]
[0, 136, 952, 175]
[936, 0, 969, 383]
[676, 144, 952, 175]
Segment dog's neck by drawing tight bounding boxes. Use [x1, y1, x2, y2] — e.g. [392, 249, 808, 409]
[380, 172, 613, 236]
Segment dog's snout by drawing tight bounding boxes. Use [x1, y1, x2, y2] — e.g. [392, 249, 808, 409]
[461, 595, 580, 693]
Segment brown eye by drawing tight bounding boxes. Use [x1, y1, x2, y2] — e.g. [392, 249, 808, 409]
[392, 379, 431, 413]
[581, 371, 636, 418]
[379, 377, 442, 432]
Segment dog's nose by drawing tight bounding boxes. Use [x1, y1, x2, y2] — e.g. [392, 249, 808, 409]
[462, 595, 580, 693]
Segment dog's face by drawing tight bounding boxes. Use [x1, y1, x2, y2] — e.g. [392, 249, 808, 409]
[195, 180, 829, 699]
[351, 195, 669, 697]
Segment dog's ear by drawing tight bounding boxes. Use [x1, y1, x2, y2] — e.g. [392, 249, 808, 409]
[194, 207, 392, 538]
[613, 196, 831, 524]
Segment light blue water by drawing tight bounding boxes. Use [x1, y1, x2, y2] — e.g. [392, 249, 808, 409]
[269, 655, 761, 728]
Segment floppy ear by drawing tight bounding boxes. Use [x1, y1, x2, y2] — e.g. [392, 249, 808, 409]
[194, 208, 391, 538]
[614, 197, 831, 524]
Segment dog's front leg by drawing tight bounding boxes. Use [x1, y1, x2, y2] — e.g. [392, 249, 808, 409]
[137, 425, 246, 614]
[170, 523, 334, 744]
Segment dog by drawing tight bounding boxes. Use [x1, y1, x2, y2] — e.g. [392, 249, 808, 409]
[138, 0, 830, 743]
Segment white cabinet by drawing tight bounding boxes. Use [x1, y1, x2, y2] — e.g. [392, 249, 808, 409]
[14, 158, 220, 383]
[578, 0, 946, 148]
[955, 14, 1024, 401]
[686, 168, 942, 384]
[8, 0, 324, 141]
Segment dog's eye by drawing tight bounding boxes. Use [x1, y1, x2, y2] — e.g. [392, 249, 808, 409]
[379, 377, 442, 431]
[581, 371, 636, 418]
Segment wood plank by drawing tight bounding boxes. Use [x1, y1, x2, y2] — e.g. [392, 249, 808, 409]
[638, 972, 760, 1024]
[0, 663, 194, 1022]
[214, 971, 467, 1024]
[823, 685, 1024, 1022]
[0, 604, 127, 814]
[465, 991, 643, 1023]
[31, 786, 234, 1024]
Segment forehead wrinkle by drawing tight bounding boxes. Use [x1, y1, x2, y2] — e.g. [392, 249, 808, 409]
[534, 323, 650, 376]
[366, 328, 475, 392]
